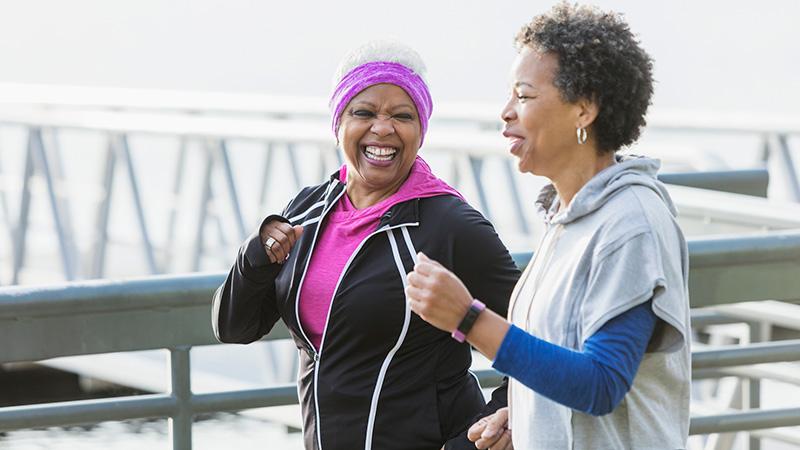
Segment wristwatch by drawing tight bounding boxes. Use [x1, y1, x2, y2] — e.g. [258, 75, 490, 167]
[451, 299, 486, 343]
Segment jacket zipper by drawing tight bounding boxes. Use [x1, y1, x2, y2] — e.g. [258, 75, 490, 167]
[364, 226, 417, 450]
[311, 221, 418, 450]
[293, 184, 346, 354]
[291, 185, 419, 449]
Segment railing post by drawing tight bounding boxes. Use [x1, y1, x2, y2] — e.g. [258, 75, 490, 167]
[169, 346, 193, 450]
[503, 158, 530, 235]
[745, 321, 770, 450]
[777, 133, 800, 202]
[468, 155, 492, 222]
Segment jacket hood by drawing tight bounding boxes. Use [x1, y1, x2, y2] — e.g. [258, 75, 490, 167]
[536, 155, 677, 225]
[333, 156, 464, 221]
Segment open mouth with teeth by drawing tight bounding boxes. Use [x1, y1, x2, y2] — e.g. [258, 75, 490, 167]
[363, 145, 398, 162]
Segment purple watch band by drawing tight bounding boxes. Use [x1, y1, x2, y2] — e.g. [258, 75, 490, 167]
[451, 299, 486, 343]
[451, 329, 467, 343]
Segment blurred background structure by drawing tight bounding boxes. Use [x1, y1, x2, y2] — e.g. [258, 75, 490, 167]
[1, 1, 799, 449]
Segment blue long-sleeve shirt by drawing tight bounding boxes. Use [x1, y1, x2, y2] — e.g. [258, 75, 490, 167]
[492, 300, 658, 416]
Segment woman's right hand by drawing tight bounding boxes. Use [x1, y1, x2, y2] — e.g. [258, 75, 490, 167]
[467, 407, 512, 449]
[260, 220, 303, 264]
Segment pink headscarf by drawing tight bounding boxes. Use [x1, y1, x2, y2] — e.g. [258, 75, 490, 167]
[329, 61, 433, 146]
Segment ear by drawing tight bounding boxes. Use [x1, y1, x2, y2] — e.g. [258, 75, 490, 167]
[575, 97, 599, 129]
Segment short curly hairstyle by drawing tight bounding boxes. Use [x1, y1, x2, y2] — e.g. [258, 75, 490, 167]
[515, 3, 654, 153]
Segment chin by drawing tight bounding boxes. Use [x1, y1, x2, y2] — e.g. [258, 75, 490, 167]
[517, 160, 535, 175]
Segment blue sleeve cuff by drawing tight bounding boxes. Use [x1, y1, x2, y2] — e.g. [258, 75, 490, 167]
[492, 324, 527, 375]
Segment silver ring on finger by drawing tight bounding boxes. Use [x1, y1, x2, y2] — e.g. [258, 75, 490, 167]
[264, 237, 277, 251]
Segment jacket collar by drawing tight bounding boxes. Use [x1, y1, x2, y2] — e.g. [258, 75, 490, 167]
[326, 170, 421, 228]
[378, 198, 420, 228]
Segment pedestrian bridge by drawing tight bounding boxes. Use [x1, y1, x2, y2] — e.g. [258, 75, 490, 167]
[2, 230, 800, 449]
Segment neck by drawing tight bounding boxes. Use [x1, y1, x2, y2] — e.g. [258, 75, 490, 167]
[552, 150, 616, 210]
[345, 178, 406, 209]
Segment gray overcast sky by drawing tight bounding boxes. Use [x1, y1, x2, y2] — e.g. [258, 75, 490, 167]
[1, 0, 797, 114]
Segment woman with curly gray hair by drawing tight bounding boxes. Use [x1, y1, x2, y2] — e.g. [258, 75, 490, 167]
[406, 4, 690, 449]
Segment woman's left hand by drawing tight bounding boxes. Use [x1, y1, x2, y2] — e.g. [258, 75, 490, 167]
[468, 407, 513, 450]
[406, 252, 473, 333]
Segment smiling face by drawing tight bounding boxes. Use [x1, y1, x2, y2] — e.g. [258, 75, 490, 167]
[501, 47, 584, 179]
[338, 83, 421, 204]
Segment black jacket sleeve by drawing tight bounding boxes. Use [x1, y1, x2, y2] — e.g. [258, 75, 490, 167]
[445, 204, 520, 449]
[450, 205, 519, 318]
[211, 214, 290, 344]
[444, 377, 509, 450]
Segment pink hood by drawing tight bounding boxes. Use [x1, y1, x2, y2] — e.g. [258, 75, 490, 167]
[336, 156, 464, 217]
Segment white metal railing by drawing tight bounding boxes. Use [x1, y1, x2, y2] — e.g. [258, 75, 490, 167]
[1, 232, 800, 449]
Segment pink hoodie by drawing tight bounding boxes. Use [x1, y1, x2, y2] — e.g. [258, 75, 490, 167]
[299, 157, 463, 350]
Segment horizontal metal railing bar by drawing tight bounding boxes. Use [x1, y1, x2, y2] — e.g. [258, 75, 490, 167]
[686, 231, 800, 307]
[0, 394, 175, 431]
[693, 364, 800, 385]
[0, 232, 797, 319]
[0, 376, 499, 431]
[191, 385, 299, 414]
[1, 232, 800, 362]
[0, 272, 224, 318]
[690, 309, 743, 328]
[711, 300, 800, 331]
[2, 83, 800, 134]
[687, 230, 800, 267]
[658, 169, 768, 197]
[668, 185, 800, 231]
[689, 407, 800, 435]
[692, 340, 800, 369]
[4, 366, 797, 436]
[0, 387, 302, 431]
[0, 108, 798, 168]
[0, 109, 508, 157]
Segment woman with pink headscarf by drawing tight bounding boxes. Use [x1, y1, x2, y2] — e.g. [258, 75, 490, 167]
[212, 41, 520, 450]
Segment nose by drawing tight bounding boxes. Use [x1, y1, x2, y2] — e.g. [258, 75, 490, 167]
[370, 115, 395, 136]
[501, 96, 517, 123]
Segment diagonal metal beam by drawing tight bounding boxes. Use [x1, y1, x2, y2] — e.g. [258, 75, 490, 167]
[117, 134, 159, 274]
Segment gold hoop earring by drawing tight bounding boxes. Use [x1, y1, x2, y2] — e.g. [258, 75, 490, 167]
[576, 127, 588, 145]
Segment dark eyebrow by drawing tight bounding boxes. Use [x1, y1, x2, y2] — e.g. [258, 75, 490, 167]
[391, 103, 416, 112]
[350, 101, 377, 108]
[350, 100, 416, 112]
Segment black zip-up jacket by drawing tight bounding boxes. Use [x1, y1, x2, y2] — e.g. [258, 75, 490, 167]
[212, 173, 520, 450]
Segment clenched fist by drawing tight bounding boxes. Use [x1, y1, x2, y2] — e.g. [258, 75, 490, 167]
[260, 220, 303, 264]
[405, 252, 473, 333]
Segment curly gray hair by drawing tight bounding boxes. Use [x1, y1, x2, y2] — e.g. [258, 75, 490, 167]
[516, 3, 654, 153]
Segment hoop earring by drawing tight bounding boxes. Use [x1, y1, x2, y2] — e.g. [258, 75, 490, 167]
[576, 127, 588, 145]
